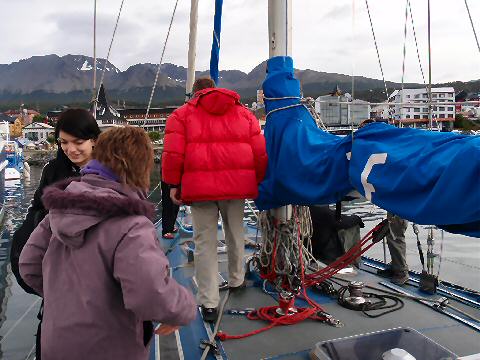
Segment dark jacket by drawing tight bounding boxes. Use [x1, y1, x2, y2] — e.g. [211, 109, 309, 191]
[10, 157, 79, 294]
[20, 175, 196, 360]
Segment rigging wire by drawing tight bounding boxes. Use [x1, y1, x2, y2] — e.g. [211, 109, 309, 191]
[407, 0, 426, 86]
[349, 0, 356, 129]
[96, 0, 126, 103]
[364, 0, 389, 100]
[401, 0, 409, 91]
[143, 0, 179, 127]
[464, 0, 480, 54]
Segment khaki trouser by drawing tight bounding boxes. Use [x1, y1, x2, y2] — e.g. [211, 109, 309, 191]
[190, 200, 245, 308]
[386, 213, 409, 273]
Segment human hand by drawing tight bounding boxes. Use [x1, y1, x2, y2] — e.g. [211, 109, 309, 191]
[170, 188, 183, 205]
[155, 324, 180, 336]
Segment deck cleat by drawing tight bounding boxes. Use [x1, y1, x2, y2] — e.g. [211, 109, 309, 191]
[317, 311, 344, 327]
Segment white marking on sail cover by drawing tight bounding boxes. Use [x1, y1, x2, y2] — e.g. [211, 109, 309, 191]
[175, 330, 184, 360]
[346, 152, 351, 160]
[155, 333, 161, 360]
[360, 153, 387, 201]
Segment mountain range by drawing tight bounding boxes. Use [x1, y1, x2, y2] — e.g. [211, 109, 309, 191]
[0, 54, 478, 111]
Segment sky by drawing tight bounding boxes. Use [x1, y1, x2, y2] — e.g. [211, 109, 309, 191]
[1, 0, 479, 84]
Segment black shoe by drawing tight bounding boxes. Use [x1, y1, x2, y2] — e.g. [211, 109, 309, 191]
[201, 306, 218, 323]
[377, 268, 394, 278]
[229, 281, 246, 293]
[391, 271, 409, 286]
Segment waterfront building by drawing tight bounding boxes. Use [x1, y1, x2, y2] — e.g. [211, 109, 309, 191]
[315, 86, 371, 126]
[388, 87, 455, 130]
[93, 85, 127, 130]
[118, 107, 178, 132]
[22, 122, 54, 141]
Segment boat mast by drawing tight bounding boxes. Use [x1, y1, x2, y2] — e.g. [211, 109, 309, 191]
[268, 0, 292, 58]
[268, 0, 292, 222]
[185, 0, 199, 101]
[427, 0, 432, 129]
[92, 0, 97, 119]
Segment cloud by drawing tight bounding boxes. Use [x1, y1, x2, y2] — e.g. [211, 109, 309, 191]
[0, 0, 479, 83]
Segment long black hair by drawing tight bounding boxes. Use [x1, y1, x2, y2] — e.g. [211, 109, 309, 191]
[53, 109, 101, 179]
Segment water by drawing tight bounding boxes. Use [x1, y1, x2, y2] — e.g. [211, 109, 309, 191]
[0, 165, 478, 359]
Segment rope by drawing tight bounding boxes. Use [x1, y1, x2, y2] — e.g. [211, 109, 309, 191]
[364, 0, 389, 100]
[143, 0, 179, 127]
[217, 212, 389, 342]
[217, 207, 330, 341]
[96, 0, 126, 103]
[464, 0, 480, 54]
[265, 104, 305, 119]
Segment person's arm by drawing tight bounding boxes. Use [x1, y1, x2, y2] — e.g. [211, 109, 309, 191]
[248, 112, 268, 183]
[162, 111, 186, 187]
[113, 217, 196, 325]
[11, 161, 54, 294]
[19, 216, 53, 296]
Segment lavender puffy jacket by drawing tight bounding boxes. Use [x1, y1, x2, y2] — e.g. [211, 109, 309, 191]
[20, 175, 196, 360]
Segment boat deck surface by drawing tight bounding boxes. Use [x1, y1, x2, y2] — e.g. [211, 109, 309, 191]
[153, 219, 480, 360]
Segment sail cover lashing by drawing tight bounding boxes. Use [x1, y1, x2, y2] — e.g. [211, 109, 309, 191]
[256, 56, 480, 238]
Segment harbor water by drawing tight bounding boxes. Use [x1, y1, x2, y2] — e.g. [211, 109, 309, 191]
[0, 164, 478, 359]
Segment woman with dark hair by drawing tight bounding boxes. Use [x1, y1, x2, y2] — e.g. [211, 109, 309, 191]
[10, 108, 100, 358]
[20, 127, 195, 360]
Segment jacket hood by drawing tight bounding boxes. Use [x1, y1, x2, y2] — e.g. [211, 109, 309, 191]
[189, 88, 240, 115]
[42, 175, 156, 249]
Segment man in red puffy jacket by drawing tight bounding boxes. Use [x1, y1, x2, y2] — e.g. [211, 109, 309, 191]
[162, 78, 268, 322]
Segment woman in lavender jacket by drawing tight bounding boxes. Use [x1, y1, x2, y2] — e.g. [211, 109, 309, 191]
[20, 127, 196, 360]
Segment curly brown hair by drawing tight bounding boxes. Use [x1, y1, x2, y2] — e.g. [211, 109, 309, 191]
[93, 127, 154, 190]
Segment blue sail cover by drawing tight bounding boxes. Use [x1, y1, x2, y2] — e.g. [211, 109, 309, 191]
[209, 0, 223, 85]
[256, 57, 353, 210]
[256, 56, 480, 238]
[350, 123, 480, 237]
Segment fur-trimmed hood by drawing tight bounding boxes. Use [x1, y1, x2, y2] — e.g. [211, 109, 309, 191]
[42, 175, 156, 248]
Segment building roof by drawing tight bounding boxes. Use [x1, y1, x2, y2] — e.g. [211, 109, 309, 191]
[22, 122, 54, 129]
[93, 84, 126, 124]
[0, 113, 15, 123]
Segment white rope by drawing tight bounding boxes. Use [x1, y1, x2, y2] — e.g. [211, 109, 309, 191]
[264, 96, 301, 101]
[258, 206, 315, 291]
[96, 0, 126, 103]
[143, 0, 179, 127]
[464, 0, 480, 54]
[265, 103, 305, 118]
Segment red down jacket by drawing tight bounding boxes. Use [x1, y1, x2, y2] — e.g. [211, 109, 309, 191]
[162, 87, 267, 203]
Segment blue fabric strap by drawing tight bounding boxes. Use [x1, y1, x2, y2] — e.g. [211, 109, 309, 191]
[209, 0, 223, 85]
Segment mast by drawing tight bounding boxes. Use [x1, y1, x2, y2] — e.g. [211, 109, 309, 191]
[268, 0, 292, 222]
[185, 0, 199, 101]
[268, 0, 292, 58]
[427, 0, 432, 129]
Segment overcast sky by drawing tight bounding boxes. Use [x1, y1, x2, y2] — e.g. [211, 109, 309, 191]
[2, 0, 479, 83]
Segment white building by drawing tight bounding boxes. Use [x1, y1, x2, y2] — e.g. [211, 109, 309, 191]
[388, 87, 455, 128]
[119, 107, 177, 132]
[22, 122, 54, 141]
[315, 87, 371, 126]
